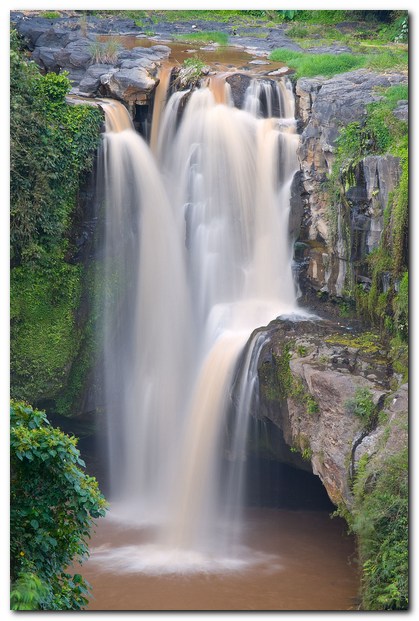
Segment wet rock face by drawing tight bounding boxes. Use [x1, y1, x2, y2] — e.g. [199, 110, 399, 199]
[256, 318, 396, 508]
[294, 69, 407, 296]
[225, 73, 253, 109]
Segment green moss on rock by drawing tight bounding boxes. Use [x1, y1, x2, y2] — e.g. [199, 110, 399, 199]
[10, 260, 82, 402]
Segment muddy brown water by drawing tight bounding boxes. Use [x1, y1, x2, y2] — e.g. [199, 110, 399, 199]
[80, 508, 359, 611]
[98, 35, 289, 75]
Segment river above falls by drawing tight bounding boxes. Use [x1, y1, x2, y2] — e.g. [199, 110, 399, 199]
[80, 508, 359, 611]
[98, 34, 291, 76]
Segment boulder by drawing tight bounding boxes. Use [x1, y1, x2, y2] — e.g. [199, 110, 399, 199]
[78, 64, 115, 97]
[100, 67, 157, 103]
[14, 17, 56, 49]
[225, 73, 253, 109]
[35, 27, 73, 48]
[32, 46, 61, 72]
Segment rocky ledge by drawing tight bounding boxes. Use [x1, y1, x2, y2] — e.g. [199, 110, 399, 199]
[254, 317, 407, 510]
[293, 69, 408, 296]
[12, 14, 172, 103]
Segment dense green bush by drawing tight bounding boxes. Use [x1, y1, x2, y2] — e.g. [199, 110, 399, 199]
[10, 29, 102, 409]
[351, 448, 408, 609]
[10, 401, 108, 610]
[10, 29, 102, 265]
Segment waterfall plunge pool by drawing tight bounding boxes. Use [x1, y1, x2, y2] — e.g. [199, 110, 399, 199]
[79, 508, 359, 611]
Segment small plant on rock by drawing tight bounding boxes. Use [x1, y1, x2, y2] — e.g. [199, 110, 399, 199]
[345, 387, 376, 426]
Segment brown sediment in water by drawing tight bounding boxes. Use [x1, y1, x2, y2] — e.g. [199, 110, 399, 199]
[98, 35, 290, 75]
[81, 508, 360, 611]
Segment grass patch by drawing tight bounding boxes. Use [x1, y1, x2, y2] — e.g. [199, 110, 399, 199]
[152, 10, 269, 24]
[269, 49, 366, 78]
[176, 31, 229, 46]
[40, 11, 61, 19]
[287, 23, 346, 41]
[365, 49, 408, 72]
[89, 38, 121, 64]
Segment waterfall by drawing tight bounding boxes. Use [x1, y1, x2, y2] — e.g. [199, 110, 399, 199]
[98, 74, 300, 571]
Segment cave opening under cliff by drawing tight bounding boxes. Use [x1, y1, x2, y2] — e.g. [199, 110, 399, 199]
[226, 417, 336, 512]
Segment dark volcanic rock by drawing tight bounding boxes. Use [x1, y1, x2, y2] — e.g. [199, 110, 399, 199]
[78, 63, 115, 96]
[32, 46, 61, 72]
[225, 73, 253, 109]
[14, 17, 57, 49]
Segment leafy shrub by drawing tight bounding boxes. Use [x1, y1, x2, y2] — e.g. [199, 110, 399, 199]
[10, 30, 102, 265]
[10, 401, 108, 610]
[394, 16, 408, 42]
[345, 387, 375, 426]
[351, 449, 408, 609]
[10, 30, 103, 409]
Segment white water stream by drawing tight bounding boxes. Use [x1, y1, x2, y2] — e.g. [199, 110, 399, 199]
[98, 74, 301, 572]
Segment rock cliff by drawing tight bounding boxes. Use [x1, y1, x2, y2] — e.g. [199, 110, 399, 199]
[255, 318, 407, 510]
[294, 69, 407, 297]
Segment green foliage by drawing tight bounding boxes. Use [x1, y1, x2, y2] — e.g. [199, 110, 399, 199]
[10, 401, 108, 610]
[365, 49, 408, 72]
[393, 271, 408, 339]
[345, 387, 375, 426]
[40, 11, 61, 19]
[296, 344, 308, 357]
[391, 160, 408, 275]
[10, 258, 82, 403]
[177, 31, 229, 46]
[269, 47, 407, 80]
[325, 331, 381, 354]
[262, 344, 320, 416]
[10, 30, 102, 408]
[269, 49, 366, 78]
[350, 448, 408, 609]
[276, 10, 297, 21]
[276, 344, 293, 399]
[326, 83, 408, 341]
[389, 335, 408, 382]
[394, 16, 408, 42]
[10, 30, 102, 264]
[10, 572, 50, 610]
[301, 447, 313, 461]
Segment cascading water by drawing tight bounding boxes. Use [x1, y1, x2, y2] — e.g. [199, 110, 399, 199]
[98, 71, 301, 572]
